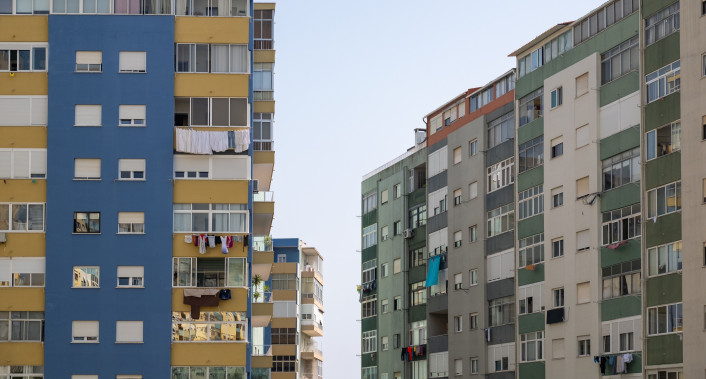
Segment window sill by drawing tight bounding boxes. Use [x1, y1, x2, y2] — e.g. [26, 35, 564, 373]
[75, 71, 102, 74]
[74, 125, 102, 127]
[72, 286, 100, 289]
[118, 125, 146, 128]
[117, 179, 146, 182]
[116, 341, 144, 344]
[72, 233, 101, 235]
[73, 178, 101, 181]
[71, 341, 99, 343]
[116, 286, 145, 289]
[118, 71, 147, 74]
[647, 271, 682, 279]
[117, 233, 146, 235]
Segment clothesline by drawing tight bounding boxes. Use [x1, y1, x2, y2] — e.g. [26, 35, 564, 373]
[176, 128, 250, 155]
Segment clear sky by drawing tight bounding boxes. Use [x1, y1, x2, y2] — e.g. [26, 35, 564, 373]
[269, 1, 609, 376]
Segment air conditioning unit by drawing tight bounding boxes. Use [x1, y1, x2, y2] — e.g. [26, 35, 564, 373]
[403, 229, 414, 239]
[252, 179, 259, 193]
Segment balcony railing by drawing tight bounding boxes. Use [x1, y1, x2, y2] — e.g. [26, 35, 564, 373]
[253, 140, 274, 151]
[302, 319, 323, 330]
[254, 40, 273, 50]
[252, 237, 273, 252]
[252, 291, 272, 303]
[301, 341, 324, 358]
[254, 91, 274, 101]
[253, 191, 274, 202]
[252, 344, 272, 356]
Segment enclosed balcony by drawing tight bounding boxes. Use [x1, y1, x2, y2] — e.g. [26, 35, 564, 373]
[253, 191, 274, 236]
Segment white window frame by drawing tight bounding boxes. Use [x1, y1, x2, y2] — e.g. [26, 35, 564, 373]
[518, 283, 543, 315]
[117, 266, 144, 288]
[603, 148, 640, 190]
[487, 157, 514, 193]
[0, 203, 45, 232]
[647, 181, 681, 219]
[118, 159, 145, 181]
[487, 203, 514, 237]
[647, 241, 682, 277]
[0, 311, 44, 342]
[172, 311, 248, 342]
[552, 238, 564, 258]
[0, 148, 47, 179]
[453, 315, 462, 332]
[0, 43, 48, 72]
[577, 336, 590, 357]
[550, 87, 562, 108]
[644, 2, 680, 46]
[362, 224, 377, 249]
[0, 257, 45, 287]
[0, 96, 47, 126]
[119, 51, 146, 73]
[118, 212, 144, 234]
[518, 184, 543, 220]
[75, 50, 102, 72]
[73, 266, 99, 288]
[647, 303, 683, 336]
[362, 330, 377, 353]
[520, 331, 544, 362]
[646, 121, 680, 161]
[173, 203, 248, 233]
[172, 257, 247, 288]
[74, 158, 101, 180]
[488, 343, 515, 373]
[602, 204, 641, 245]
[119, 105, 146, 127]
[518, 233, 544, 268]
[72, 320, 99, 343]
[645, 60, 680, 104]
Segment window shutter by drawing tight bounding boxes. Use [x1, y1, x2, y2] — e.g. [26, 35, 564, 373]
[576, 125, 589, 147]
[117, 266, 144, 277]
[577, 282, 590, 304]
[11, 258, 45, 273]
[75, 105, 102, 126]
[0, 151, 11, 177]
[118, 212, 144, 224]
[76, 51, 102, 65]
[174, 156, 206, 173]
[0, 98, 31, 125]
[116, 321, 143, 342]
[470, 182, 478, 198]
[0, 259, 11, 283]
[30, 150, 47, 177]
[551, 136, 563, 148]
[74, 159, 101, 179]
[577, 229, 590, 251]
[576, 176, 589, 197]
[73, 321, 99, 337]
[30, 97, 48, 125]
[119, 105, 145, 120]
[501, 250, 515, 279]
[119, 51, 146, 72]
[12, 150, 29, 178]
[119, 159, 145, 172]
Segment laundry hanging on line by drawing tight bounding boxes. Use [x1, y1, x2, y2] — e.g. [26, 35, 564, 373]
[176, 128, 250, 154]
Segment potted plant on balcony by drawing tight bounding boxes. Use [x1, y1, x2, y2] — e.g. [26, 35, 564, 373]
[252, 274, 262, 301]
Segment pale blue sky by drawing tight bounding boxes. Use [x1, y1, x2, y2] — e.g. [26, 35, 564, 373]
[269, 1, 608, 376]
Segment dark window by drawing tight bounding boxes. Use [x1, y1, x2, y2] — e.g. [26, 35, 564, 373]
[74, 212, 100, 233]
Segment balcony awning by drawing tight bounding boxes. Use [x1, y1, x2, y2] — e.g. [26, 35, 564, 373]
[252, 263, 272, 281]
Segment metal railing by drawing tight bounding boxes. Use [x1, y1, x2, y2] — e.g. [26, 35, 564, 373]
[253, 140, 274, 151]
[252, 344, 272, 356]
[253, 191, 274, 202]
[252, 291, 272, 303]
[252, 237, 273, 252]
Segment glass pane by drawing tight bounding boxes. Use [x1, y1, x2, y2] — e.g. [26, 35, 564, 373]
[211, 98, 229, 126]
[12, 204, 27, 231]
[192, 213, 208, 232]
[191, 98, 209, 126]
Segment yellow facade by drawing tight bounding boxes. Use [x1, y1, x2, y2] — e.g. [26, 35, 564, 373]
[254, 50, 276, 63]
[174, 74, 249, 97]
[254, 101, 275, 114]
[174, 18, 249, 44]
[271, 317, 296, 328]
[0, 288, 44, 310]
[253, 2, 275, 10]
[0, 342, 43, 365]
[0, 179, 46, 202]
[251, 356, 273, 368]
[272, 290, 296, 301]
[272, 262, 297, 274]
[254, 151, 275, 165]
[0, 127, 47, 148]
[253, 251, 274, 264]
[173, 180, 249, 203]
[0, 16, 48, 41]
[171, 288, 247, 312]
[0, 73, 48, 95]
[272, 373, 296, 379]
[272, 344, 296, 356]
[171, 343, 247, 366]
[0, 234, 45, 257]
[172, 234, 247, 258]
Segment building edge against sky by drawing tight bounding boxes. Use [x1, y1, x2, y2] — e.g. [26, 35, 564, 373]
[0, 1, 324, 377]
[361, 0, 696, 378]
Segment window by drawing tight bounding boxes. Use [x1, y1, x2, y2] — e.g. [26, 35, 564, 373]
[361, 367, 377, 379]
[550, 87, 562, 108]
[489, 296, 515, 327]
[647, 303, 683, 335]
[576, 176, 590, 198]
[381, 226, 389, 241]
[647, 370, 682, 379]
[519, 233, 544, 268]
[117, 266, 143, 288]
[118, 212, 144, 234]
[393, 259, 401, 274]
[646, 60, 681, 103]
[646, 121, 681, 160]
[471, 358, 479, 374]
[74, 159, 100, 180]
[409, 248, 425, 268]
[0, 96, 47, 126]
[576, 73, 589, 97]
[578, 337, 590, 356]
[0, 258, 45, 287]
[0, 365, 44, 378]
[119, 105, 146, 127]
[551, 136, 563, 158]
[252, 112, 273, 151]
[116, 321, 143, 343]
[489, 343, 514, 373]
[172, 257, 247, 287]
[487, 249, 515, 282]
[362, 259, 376, 286]
[428, 188, 447, 216]
[118, 159, 145, 180]
[453, 188, 462, 205]
[703, 0, 706, 15]
[520, 331, 544, 362]
[119, 51, 146, 73]
[577, 282, 591, 304]
[72, 321, 99, 342]
[381, 299, 389, 314]
[487, 203, 514, 237]
[518, 88, 543, 126]
[552, 238, 564, 258]
[469, 183, 478, 201]
[429, 352, 448, 378]
[393, 183, 401, 199]
[74, 212, 100, 233]
[469, 139, 478, 156]
[0, 311, 44, 341]
[495, 72, 516, 96]
[381, 190, 389, 204]
[381, 335, 389, 351]
[601, 36, 638, 84]
[270, 273, 296, 290]
[361, 296, 377, 318]
[553, 338, 566, 359]
[381, 263, 389, 277]
[603, 148, 640, 190]
[518, 136, 544, 173]
[470, 269, 478, 286]
[572, 0, 638, 45]
[470, 313, 478, 329]
[518, 46, 544, 78]
[469, 225, 478, 243]
[171, 368, 245, 379]
[0, 203, 45, 232]
[703, 54, 706, 77]
[453, 273, 462, 290]
[0, 149, 46, 179]
[519, 283, 542, 315]
[454, 359, 462, 376]
[173, 203, 247, 233]
[551, 187, 563, 208]
[454, 231, 462, 248]
[176, 44, 248, 73]
[174, 97, 248, 127]
[393, 296, 401, 311]
[172, 312, 247, 342]
[72, 376, 98, 379]
[647, 181, 681, 218]
[453, 146, 462, 164]
[75, 105, 101, 126]
[75, 51, 101, 72]
[454, 315, 462, 332]
[602, 204, 641, 245]
[0, 44, 47, 71]
[253, 63, 273, 96]
[619, 332, 634, 352]
[487, 111, 514, 149]
[271, 328, 296, 345]
[443, 105, 458, 126]
[362, 192, 376, 214]
[648, 241, 682, 276]
[576, 124, 589, 148]
[409, 204, 427, 228]
[487, 157, 514, 193]
[553, 288, 564, 307]
[73, 266, 99, 288]
[51, 0, 109, 13]
[410, 281, 426, 306]
[518, 185, 543, 220]
[174, 0, 247, 16]
[362, 330, 377, 353]
[645, 2, 680, 46]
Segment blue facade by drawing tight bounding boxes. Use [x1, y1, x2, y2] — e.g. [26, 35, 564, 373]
[46, 15, 174, 377]
[273, 238, 300, 263]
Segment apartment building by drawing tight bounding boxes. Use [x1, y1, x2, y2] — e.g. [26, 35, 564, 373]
[361, 135, 428, 379]
[0, 2, 284, 377]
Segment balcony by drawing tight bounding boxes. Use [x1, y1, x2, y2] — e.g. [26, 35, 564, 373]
[253, 150, 274, 192]
[254, 140, 274, 151]
[253, 236, 273, 252]
[301, 340, 323, 361]
[301, 319, 323, 337]
[252, 344, 272, 357]
[253, 191, 274, 236]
